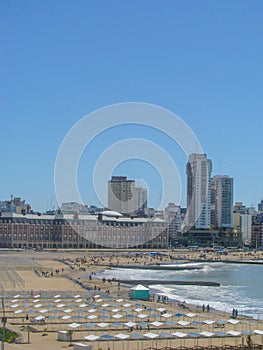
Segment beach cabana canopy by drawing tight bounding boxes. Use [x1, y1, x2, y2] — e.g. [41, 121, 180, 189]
[14, 309, 23, 314]
[200, 331, 215, 337]
[84, 335, 100, 341]
[227, 331, 242, 336]
[161, 313, 172, 319]
[144, 332, 159, 339]
[115, 333, 130, 340]
[177, 320, 190, 326]
[125, 322, 136, 328]
[227, 319, 240, 325]
[151, 321, 163, 327]
[203, 320, 215, 325]
[172, 332, 187, 338]
[69, 322, 81, 328]
[97, 323, 109, 328]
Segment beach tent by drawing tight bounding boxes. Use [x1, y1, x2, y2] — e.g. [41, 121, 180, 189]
[73, 343, 92, 350]
[129, 284, 149, 301]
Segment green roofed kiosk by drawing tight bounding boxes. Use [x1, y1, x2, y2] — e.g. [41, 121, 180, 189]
[129, 284, 149, 301]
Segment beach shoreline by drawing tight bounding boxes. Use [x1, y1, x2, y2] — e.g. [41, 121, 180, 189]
[1, 249, 263, 350]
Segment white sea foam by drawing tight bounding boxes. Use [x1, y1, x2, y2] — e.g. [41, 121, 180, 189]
[95, 263, 263, 320]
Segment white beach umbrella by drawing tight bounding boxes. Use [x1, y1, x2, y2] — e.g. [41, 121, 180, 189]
[54, 299, 62, 303]
[11, 304, 19, 308]
[112, 313, 123, 319]
[102, 303, 110, 307]
[116, 299, 124, 303]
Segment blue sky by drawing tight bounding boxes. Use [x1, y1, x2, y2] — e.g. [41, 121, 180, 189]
[1, 0, 262, 211]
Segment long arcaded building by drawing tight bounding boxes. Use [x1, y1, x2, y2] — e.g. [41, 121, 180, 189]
[0, 211, 169, 249]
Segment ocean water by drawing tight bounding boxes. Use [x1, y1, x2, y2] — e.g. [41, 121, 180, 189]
[96, 262, 263, 320]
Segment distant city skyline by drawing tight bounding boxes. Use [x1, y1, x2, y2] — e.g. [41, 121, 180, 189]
[1, 1, 263, 211]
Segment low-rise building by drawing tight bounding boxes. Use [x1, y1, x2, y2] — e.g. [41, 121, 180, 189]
[0, 211, 168, 250]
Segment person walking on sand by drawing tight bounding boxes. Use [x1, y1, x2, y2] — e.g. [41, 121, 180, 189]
[202, 304, 205, 312]
[207, 304, 210, 312]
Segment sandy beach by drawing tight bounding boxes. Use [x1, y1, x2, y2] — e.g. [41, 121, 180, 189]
[1, 249, 263, 350]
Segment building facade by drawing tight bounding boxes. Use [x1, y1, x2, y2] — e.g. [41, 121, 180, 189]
[108, 176, 147, 216]
[186, 153, 212, 229]
[251, 214, 263, 249]
[211, 175, 233, 228]
[0, 211, 168, 249]
[164, 203, 182, 246]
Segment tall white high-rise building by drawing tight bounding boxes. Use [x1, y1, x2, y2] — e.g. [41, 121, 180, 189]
[186, 153, 212, 229]
[211, 175, 233, 228]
